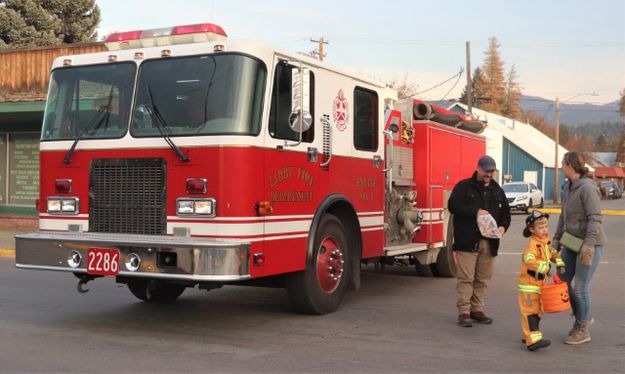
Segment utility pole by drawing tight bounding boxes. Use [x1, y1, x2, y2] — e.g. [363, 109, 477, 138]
[310, 37, 329, 61]
[553, 96, 560, 204]
[466, 41, 472, 115]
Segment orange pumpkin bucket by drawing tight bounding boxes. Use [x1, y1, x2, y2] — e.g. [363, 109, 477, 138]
[541, 275, 571, 313]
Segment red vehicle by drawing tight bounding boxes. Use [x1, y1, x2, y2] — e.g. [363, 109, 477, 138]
[15, 23, 486, 314]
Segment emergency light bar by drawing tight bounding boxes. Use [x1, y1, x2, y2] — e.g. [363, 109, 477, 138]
[105, 23, 227, 50]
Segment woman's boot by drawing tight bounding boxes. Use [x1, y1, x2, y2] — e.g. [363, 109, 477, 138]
[564, 322, 591, 345]
[568, 320, 580, 336]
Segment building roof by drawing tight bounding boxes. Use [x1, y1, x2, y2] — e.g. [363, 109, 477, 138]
[591, 152, 617, 167]
[447, 103, 571, 168]
[593, 167, 625, 178]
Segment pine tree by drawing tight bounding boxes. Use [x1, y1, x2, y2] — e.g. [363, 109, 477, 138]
[0, 0, 100, 49]
[502, 65, 522, 119]
[480, 37, 506, 114]
[617, 88, 625, 166]
[459, 67, 488, 108]
[620, 88, 625, 117]
[594, 133, 609, 151]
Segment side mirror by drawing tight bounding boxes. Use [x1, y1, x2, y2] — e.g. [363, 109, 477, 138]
[288, 110, 313, 133]
[290, 63, 311, 134]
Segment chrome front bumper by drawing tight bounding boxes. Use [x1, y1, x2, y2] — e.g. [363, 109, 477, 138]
[15, 231, 251, 281]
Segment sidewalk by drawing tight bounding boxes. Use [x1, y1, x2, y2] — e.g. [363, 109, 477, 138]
[0, 215, 37, 256]
[0, 229, 19, 255]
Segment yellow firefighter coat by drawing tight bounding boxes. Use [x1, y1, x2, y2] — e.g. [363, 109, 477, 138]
[518, 236, 565, 293]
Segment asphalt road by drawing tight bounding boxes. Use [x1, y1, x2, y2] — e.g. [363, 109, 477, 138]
[1, 199, 623, 373]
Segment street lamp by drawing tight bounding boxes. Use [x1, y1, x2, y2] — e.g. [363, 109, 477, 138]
[553, 92, 598, 204]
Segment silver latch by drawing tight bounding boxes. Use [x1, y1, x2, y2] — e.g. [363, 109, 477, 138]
[373, 155, 382, 168]
[307, 147, 318, 162]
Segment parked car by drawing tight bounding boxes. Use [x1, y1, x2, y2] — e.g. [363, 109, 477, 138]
[502, 181, 544, 213]
[601, 180, 622, 199]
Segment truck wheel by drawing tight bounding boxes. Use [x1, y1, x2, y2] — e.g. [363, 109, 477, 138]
[435, 215, 457, 277]
[127, 279, 185, 302]
[415, 261, 435, 277]
[286, 214, 350, 314]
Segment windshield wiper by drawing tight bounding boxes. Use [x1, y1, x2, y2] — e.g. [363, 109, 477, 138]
[145, 85, 190, 162]
[63, 87, 115, 164]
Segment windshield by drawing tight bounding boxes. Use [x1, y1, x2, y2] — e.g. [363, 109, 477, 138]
[41, 63, 136, 140]
[131, 54, 266, 137]
[503, 184, 528, 193]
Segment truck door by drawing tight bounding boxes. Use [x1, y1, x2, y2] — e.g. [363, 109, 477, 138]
[262, 57, 320, 275]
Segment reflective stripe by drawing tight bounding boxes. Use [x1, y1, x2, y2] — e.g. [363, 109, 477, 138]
[536, 261, 549, 274]
[518, 284, 541, 293]
[524, 253, 536, 263]
[529, 333, 543, 343]
[556, 258, 565, 267]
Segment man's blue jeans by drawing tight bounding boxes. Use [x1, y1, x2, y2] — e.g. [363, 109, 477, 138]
[560, 245, 603, 324]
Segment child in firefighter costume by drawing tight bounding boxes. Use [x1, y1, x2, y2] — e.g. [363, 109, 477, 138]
[518, 210, 565, 351]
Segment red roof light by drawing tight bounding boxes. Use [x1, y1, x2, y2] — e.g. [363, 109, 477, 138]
[105, 30, 143, 43]
[172, 23, 227, 37]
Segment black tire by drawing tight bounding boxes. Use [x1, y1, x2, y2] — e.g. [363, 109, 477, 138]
[435, 216, 457, 277]
[286, 214, 350, 314]
[415, 261, 436, 277]
[127, 279, 186, 302]
[539, 198, 544, 208]
[526, 199, 533, 213]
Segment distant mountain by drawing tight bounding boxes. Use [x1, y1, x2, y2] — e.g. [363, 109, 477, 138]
[521, 95, 621, 127]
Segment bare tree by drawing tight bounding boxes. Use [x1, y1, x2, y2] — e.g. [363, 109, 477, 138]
[502, 65, 522, 119]
[387, 74, 419, 100]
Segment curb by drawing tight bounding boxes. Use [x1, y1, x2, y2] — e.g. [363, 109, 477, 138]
[0, 249, 15, 257]
[529, 208, 625, 216]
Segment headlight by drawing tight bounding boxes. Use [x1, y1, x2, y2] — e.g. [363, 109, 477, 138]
[177, 198, 216, 217]
[517, 194, 529, 201]
[194, 200, 213, 215]
[62, 199, 77, 212]
[47, 197, 79, 214]
[47, 198, 62, 212]
[177, 200, 194, 214]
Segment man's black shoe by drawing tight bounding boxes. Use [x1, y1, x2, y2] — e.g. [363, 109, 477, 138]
[470, 311, 493, 324]
[458, 314, 473, 327]
[527, 339, 551, 352]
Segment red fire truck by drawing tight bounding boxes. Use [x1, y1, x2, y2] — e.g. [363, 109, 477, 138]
[15, 23, 486, 314]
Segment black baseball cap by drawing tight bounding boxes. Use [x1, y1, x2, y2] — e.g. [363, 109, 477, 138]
[523, 210, 550, 237]
[478, 155, 497, 171]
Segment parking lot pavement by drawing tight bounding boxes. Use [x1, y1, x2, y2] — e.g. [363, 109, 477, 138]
[0, 198, 623, 372]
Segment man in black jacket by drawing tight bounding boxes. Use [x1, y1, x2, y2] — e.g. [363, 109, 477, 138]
[449, 155, 511, 327]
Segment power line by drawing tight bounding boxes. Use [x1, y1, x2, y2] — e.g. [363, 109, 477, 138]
[415, 67, 464, 96]
[326, 35, 624, 48]
[440, 69, 463, 101]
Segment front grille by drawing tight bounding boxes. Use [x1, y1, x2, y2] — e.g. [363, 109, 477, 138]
[90, 158, 166, 235]
[507, 197, 515, 203]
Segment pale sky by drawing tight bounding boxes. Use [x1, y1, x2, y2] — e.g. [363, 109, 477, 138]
[96, 0, 625, 104]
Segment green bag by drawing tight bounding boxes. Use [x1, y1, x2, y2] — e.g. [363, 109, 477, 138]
[560, 231, 584, 253]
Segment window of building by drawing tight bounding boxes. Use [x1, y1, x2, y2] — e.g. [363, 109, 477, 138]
[269, 62, 314, 142]
[353, 87, 378, 151]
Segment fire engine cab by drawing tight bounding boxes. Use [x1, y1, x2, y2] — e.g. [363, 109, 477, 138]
[15, 23, 486, 314]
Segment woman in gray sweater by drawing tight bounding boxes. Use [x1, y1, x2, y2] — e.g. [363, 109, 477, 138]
[553, 151, 607, 345]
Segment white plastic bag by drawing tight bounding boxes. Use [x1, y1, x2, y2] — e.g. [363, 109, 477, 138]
[477, 213, 501, 239]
